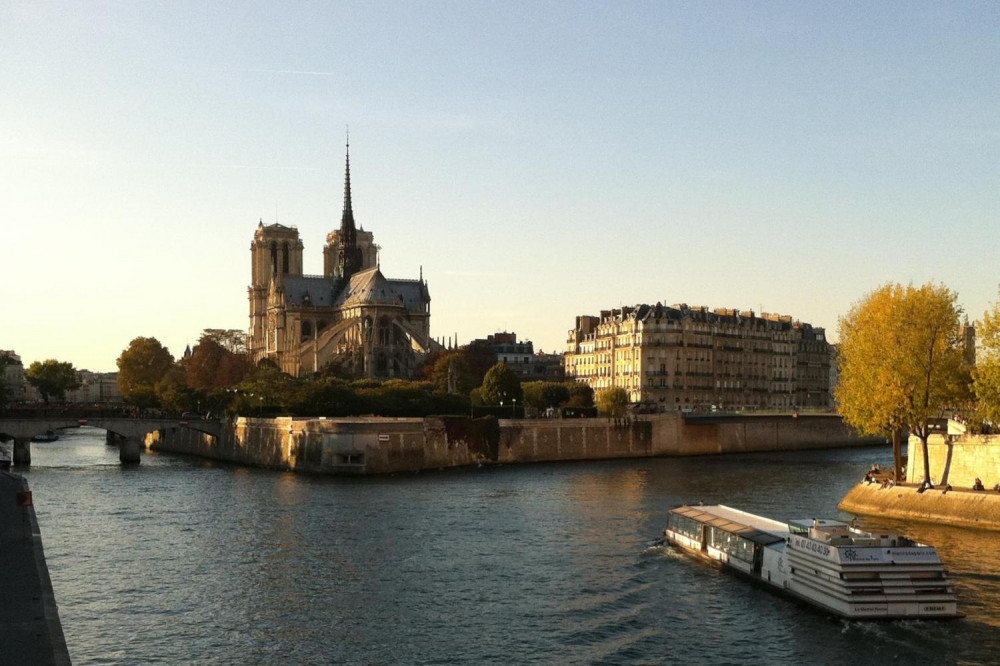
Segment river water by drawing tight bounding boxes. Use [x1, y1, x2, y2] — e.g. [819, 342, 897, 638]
[19, 427, 1000, 665]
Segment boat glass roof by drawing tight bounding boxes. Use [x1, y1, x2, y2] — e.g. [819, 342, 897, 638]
[671, 506, 785, 545]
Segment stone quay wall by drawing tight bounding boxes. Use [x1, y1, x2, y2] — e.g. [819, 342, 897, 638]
[0, 473, 71, 665]
[839, 482, 1000, 531]
[652, 414, 865, 457]
[147, 413, 878, 476]
[906, 434, 1000, 489]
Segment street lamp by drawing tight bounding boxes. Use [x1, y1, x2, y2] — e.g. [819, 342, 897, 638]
[512, 398, 517, 419]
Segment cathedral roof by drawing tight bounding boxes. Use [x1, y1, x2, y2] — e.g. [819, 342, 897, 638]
[337, 267, 407, 307]
[389, 279, 431, 310]
[279, 270, 429, 313]
[281, 276, 338, 307]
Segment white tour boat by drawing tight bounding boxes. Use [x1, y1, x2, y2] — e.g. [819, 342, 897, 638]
[664, 504, 960, 620]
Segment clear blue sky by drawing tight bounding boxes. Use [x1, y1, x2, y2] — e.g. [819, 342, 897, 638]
[2, 2, 998, 372]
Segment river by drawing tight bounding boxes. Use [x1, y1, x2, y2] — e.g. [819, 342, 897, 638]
[20, 427, 1000, 665]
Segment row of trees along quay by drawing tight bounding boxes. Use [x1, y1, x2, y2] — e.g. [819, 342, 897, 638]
[836, 282, 1000, 487]
[2, 330, 612, 419]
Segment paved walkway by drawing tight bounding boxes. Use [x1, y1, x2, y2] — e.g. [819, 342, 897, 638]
[0, 472, 71, 665]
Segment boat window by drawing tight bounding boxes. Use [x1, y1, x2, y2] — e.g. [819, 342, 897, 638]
[841, 572, 879, 581]
[668, 513, 703, 540]
[707, 526, 754, 564]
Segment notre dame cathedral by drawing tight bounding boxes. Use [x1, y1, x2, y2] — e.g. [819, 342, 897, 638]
[247, 145, 439, 378]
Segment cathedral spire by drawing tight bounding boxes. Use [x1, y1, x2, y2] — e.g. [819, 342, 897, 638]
[341, 129, 356, 236]
[337, 128, 364, 280]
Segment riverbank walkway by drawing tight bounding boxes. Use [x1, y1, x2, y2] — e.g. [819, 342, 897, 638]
[840, 480, 1000, 531]
[0, 472, 71, 665]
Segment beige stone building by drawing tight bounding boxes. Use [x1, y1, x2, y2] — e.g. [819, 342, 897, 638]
[247, 146, 438, 378]
[564, 303, 831, 411]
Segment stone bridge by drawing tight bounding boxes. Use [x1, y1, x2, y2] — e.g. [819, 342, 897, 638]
[0, 416, 222, 466]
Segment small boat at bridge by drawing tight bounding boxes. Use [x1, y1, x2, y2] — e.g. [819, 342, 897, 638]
[664, 504, 960, 620]
[31, 430, 59, 442]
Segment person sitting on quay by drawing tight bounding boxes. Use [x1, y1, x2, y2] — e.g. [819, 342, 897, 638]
[973, 477, 986, 491]
[942, 484, 953, 495]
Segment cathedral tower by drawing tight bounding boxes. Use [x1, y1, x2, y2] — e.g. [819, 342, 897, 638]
[248, 222, 304, 362]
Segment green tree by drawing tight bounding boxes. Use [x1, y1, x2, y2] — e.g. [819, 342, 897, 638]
[596, 387, 630, 418]
[565, 383, 595, 408]
[231, 362, 296, 416]
[25, 359, 81, 403]
[117, 337, 174, 405]
[479, 362, 523, 405]
[522, 381, 546, 410]
[290, 377, 368, 416]
[155, 361, 194, 411]
[837, 283, 970, 485]
[462, 340, 502, 388]
[522, 381, 572, 411]
[974, 290, 1000, 426]
[429, 350, 478, 395]
[156, 378, 200, 413]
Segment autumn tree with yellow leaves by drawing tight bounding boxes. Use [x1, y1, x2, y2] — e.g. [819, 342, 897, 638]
[836, 283, 971, 485]
[974, 291, 1000, 426]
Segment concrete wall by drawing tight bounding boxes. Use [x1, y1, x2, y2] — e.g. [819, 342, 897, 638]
[907, 434, 1000, 488]
[839, 482, 1000, 531]
[652, 414, 870, 456]
[148, 413, 879, 476]
[497, 420, 652, 463]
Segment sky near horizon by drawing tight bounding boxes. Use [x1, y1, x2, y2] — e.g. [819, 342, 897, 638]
[2, 2, 998, 372]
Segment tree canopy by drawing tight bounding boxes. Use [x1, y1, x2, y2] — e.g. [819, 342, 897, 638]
[427, 350, 478, 395]
[836, 282, 970, 484]
[25, 359, 81, 403]
[200, 329, 248, 355]
[479, 363, 523, 405]
[419, 341, 498, 394]
[565, 383, 595, 408]
[522, 381, 572, 411]
[974, 290, 1000, 426]
[185, 331, 248, 390]
[596, 387, 630, 418]
[117, 337, 175, 405]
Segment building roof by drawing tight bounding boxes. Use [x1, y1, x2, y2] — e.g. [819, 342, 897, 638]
[389, 278, 430, 310]
[281, 276, 339, 307]
[337, 268, 402, 307]
[280, 269, 428, 312]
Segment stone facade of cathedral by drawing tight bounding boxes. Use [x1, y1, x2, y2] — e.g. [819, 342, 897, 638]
[247, 147, 438, 378]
